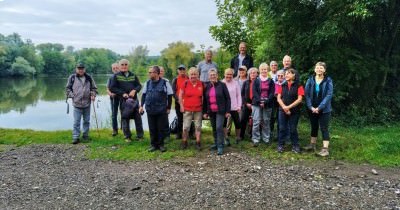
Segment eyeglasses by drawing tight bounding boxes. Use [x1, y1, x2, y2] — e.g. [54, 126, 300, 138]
[120, 64, 128, 66]
[277, 75, 284, 77]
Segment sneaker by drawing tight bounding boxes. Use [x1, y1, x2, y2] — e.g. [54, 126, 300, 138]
[112, 130, 118, 136]
[318, 148, 329, 157]
[217, 147, 223, 155]
[159, 146, 167, 153]
[72, 138, 79, 144]
[292, 145, 301, 154]
[148, 146, 157, 152]
[277, 145, 284, 153]
[303, 143, 316, 151]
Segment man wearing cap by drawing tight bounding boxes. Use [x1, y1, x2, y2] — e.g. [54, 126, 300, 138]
[171, 64, 189, 139]
[198, 49, 218, 82]
[110, 59, 144, 142]
[230, 42, 254, 78]
[66, 62, 97, 144]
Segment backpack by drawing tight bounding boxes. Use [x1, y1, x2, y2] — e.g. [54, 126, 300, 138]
[169, 116, 178, 134]
[121, 98, 139, 119]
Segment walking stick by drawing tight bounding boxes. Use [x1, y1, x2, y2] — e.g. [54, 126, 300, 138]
[92, 100, 100, 137]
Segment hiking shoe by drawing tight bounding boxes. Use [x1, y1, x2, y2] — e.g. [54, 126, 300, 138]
[148, 146, 157, 152]
[303, 143, 316, 151]
[181, 141, 188, 150]
[292, 145, 301, 154]
[195, 142, 201, 151]
[159, 146, 167, 153]
[72, 138, 79, 144]
[277, 145, 284, 153]
[318, 148, 329, 157]
[217, 147, 223, 155]
[112, 130, 118, 136]
[125, 137, 132, 143]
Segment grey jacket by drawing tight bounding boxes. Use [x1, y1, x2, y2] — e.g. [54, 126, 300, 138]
[66, 73, 97, 108]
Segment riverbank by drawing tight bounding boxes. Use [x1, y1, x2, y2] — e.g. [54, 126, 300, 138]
[0, 122, 399, 166]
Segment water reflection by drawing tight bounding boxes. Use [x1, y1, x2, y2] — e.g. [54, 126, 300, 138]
[0, 76, 175, 131]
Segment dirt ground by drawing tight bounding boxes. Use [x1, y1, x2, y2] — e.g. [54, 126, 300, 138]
[0, 144, 399, 209]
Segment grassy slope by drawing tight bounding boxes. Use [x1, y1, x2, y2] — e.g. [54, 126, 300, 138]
[0, 121, 399, 167]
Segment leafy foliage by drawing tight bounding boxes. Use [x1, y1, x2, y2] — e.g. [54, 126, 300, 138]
[210, 0, 400, 124]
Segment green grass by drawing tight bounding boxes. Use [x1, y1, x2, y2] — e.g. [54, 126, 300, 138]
[0, 121, 399, 167]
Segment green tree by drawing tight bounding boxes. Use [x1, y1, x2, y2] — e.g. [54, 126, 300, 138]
[160, 41, 195, 77]
[10, 57, 36, 76]
[210, 0, 400, 124]
[127, 45, 149, 76]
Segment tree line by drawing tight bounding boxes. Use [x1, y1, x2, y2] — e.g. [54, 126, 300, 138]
[0, 33, 231, 79]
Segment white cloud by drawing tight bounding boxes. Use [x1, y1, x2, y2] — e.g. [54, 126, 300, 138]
[0, 0, 220, 55]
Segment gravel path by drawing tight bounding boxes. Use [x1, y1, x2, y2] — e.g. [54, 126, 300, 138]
[0, 145, 399, 209]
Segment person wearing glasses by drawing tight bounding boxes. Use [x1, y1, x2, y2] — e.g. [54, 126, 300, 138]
[269, 61, 279, 82]
[140, 66, 173, 152]
[109, 59, 144, 142]
[66, 62, 97, 144]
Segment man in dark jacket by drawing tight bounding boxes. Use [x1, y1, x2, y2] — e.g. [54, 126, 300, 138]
[66, 62, 97, 144]
[110, 59, 143, 142]
[230, 42, 254, 77]
[140, 66, 173, 152]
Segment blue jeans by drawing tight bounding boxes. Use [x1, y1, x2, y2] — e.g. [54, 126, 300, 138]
[73, 106, 91, 140]
[278, 110, 300, 147]
[209, 112, 225, 149]
[110, 96, 121, 130]
[252, 106, 272, 143]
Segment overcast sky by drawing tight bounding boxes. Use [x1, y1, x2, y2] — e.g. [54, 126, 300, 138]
[0, 0, 221, 55]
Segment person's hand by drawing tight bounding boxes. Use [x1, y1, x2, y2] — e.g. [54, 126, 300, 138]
[180, 106, 184, 113]
[123, 93, 129, 98]
[166, 109, 170, 114]
[139, 107, 144, 114]
[203, 114, 209, 119]
[260, 103, 264, 108]
[237, 108, 241, 113]
[282, 105, 290, 113]
[246, 103, 252, 109]
[285, 110, 291, 115]
[91, 95, 95, 101]
[225, 113, 231, 118]
[128, 90, 136, 97]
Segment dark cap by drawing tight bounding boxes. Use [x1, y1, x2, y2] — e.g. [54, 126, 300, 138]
[177, 64, 186, 70]
[76, 62, 85, 68]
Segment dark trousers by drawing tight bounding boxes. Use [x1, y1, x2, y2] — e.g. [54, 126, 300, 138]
[239, 105, 252, 139]
[175, 101, 183, 137]
[110, 97, 121, 131]
[147, 113, 169, 148]
[309, 111, 331, 140]
[121, 110, 144, 138]
[210, 112, 225, 149]
[278, 110, 300, 147]
[270, 97, 279, 139]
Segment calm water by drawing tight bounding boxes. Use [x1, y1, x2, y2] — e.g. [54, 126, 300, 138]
[0, 75, 175, 131]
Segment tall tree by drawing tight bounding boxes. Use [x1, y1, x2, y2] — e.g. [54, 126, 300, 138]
[160, 41, 195, 76]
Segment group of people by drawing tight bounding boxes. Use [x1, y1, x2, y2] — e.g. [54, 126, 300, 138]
[66, 42, 333, 157]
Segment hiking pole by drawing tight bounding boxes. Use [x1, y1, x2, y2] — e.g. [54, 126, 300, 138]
[92, 100, 100, 137]
[66, 98, 70, 114]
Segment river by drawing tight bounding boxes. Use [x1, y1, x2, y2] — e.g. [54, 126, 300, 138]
[0, 75, 176, 131]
